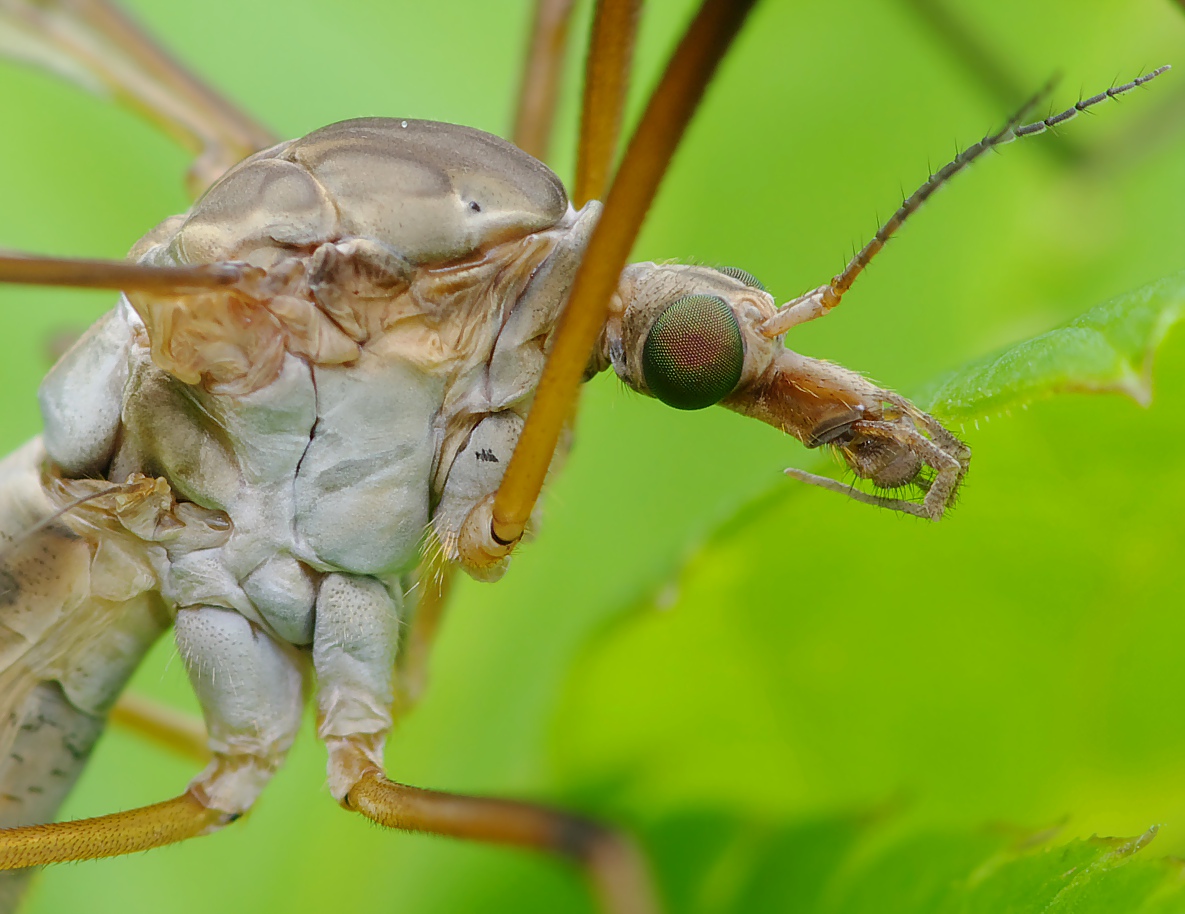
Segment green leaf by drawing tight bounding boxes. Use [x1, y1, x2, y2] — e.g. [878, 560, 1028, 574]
[922, 272, 1185, 421]
[552, 272, 1185, 910]
[627, 811, 1181, 914]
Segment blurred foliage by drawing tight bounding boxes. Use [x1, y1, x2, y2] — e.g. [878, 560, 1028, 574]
[0, 0, 1182, 912]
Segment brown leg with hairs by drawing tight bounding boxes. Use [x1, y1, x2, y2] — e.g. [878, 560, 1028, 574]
[335, 743, 659, 914]
[0, 792, 224, 870]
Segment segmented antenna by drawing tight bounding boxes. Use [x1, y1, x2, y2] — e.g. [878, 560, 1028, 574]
[819, 66, 1170, 309]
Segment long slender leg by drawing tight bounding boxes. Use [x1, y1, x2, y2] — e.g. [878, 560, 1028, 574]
[310, 571, 660, 913]
[0, 0, 276, 195]
[0, 792, 221, 868]
[492, 0, 760, 547]
[393, 562, 456, 716]
[512, 0, 578, 163]
[109, 692, 209, 764]
[0, 252, 262, 294]
[347, 768, 659, 914]
[574, 0, 642, 207]
[70, 1, 274, 151]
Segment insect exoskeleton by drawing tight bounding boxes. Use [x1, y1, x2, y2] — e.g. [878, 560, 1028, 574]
[14, 101, 970, 898]
[6, 114, 658, 903]
[0, 1, 1171, 911]
[51, 118, 603, 587]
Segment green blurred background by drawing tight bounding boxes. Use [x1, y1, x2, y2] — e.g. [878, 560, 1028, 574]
[1, 0, 1184, 910]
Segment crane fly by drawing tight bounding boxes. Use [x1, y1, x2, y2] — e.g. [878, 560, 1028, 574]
[0, 1, 1170, 911]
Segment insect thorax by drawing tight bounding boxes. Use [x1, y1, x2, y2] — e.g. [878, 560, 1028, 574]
[37, 118, 602, 646]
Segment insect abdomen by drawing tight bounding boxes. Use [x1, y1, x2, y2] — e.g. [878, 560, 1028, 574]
[0, 440, 173, 910]
[0, 682, 105, 911]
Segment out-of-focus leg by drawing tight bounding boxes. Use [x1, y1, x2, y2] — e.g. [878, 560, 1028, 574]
[109, 691, 209, 764]
[393, 562, 455, 715]
[0, 0, 276, 195]
[512, 0, 578, 163]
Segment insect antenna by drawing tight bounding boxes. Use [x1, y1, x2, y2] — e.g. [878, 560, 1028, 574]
[777, 66, 1171, 326]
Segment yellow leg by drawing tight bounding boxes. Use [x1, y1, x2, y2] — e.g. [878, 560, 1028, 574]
[574, 0, 642, 207]
[0, 792, 222, 869]
[109, 692, 209, 765]
[348, 770, 660, 914]
[492, 0, 759, 546]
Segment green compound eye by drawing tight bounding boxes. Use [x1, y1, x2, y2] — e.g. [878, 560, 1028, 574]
[718, 266, 766, 292]
[642, 294, 744, 410]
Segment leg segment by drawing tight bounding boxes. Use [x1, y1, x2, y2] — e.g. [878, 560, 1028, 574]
[393, 562, 456, 716]
[310, 573, 660, 913]
[322, 735, 660, 914]
[348, 771, 659, 914]
[0, 604, 305, 872]
[313, 574, 400, 799]
[0, 792, 221, 869]
[0, 683, 217, 874]
[0, 0, 276, 195]
[492, 0, 760, 547]
[109, 692, 209, 764]
[174, 606, 305, 813]
[574, 0, 642, 207]
[512, 0, 578, 162]
[0, 253, 264, 296]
